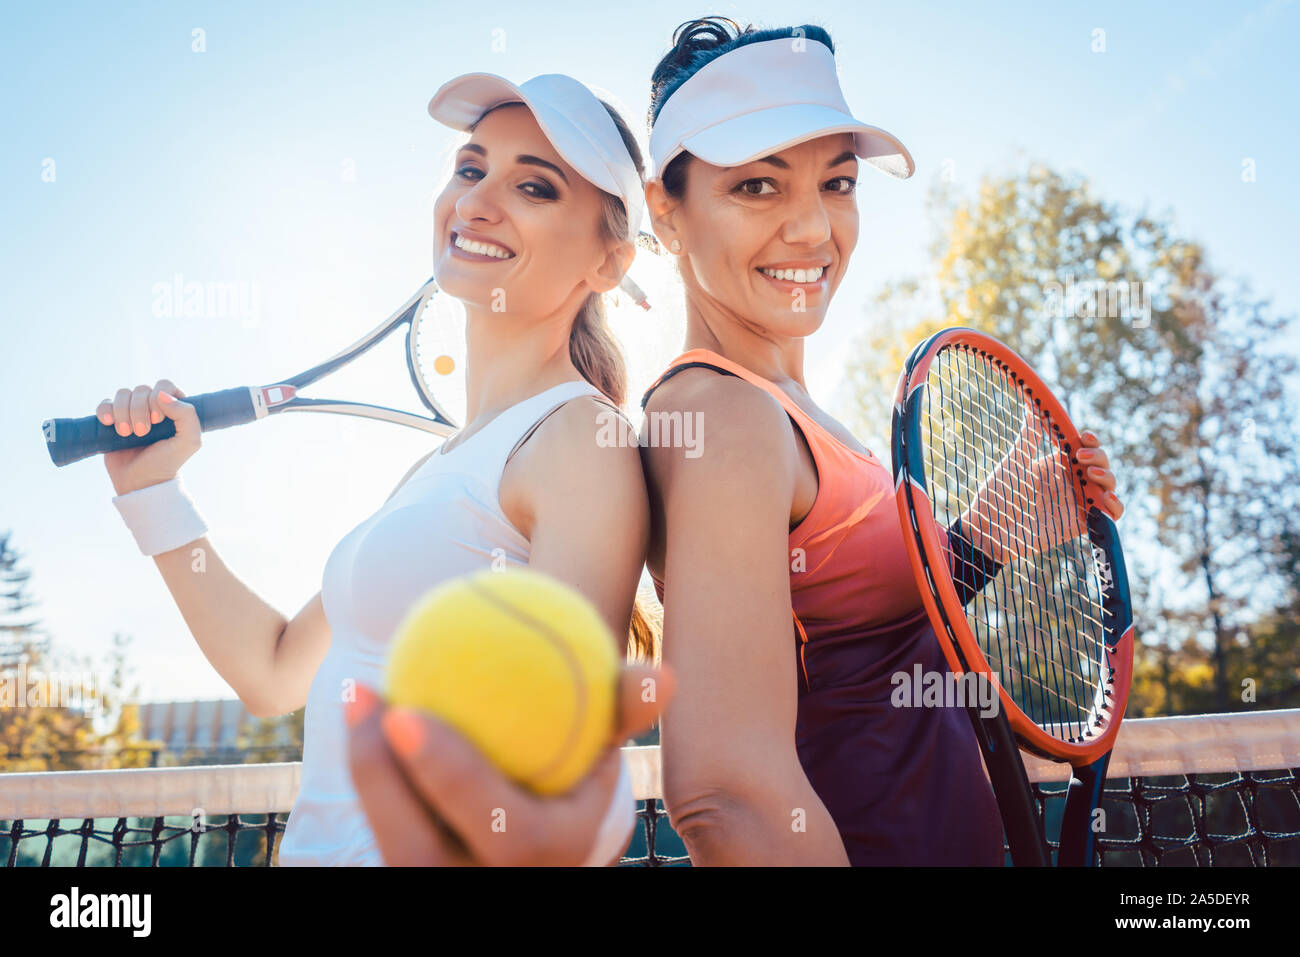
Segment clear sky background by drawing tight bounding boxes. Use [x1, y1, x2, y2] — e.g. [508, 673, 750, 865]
[2, 0, 1297, 702]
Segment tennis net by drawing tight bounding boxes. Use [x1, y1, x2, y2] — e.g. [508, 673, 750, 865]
[1, 709, 1296, 866]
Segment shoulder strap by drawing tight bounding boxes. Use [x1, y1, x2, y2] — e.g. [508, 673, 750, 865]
[642, 349, 823, 438]
[504, 384, 613, 466]
[640, 359, 739, 411]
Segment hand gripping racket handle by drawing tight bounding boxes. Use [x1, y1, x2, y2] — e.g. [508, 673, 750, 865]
[42, 387, 259, 467]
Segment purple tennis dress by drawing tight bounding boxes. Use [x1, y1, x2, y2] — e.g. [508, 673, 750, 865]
[647, 352, 1005, 865]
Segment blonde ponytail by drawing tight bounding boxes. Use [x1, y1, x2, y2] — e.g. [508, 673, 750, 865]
[567, 100, 660, 664]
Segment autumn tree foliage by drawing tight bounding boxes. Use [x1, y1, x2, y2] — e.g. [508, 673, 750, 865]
[841, 165, 1300, 715]
[0, 532, 152, 771]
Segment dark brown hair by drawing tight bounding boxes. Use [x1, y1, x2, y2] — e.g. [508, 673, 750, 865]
[648, 17, 837, 198]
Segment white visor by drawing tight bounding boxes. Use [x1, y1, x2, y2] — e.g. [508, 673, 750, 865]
[649, 38, 914, 182]
[429, 72, 643, 241]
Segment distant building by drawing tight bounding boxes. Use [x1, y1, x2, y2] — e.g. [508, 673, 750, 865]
[137, 699, 298, 765]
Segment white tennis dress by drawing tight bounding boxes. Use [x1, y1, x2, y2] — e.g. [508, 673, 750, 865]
[277, 379, 608, 866]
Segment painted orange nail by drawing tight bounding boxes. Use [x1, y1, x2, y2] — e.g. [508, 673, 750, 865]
[344, 684, 380, 728]
[383, 708, 430, 759]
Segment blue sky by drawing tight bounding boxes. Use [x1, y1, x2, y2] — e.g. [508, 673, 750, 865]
[2, 0, 1297, 702]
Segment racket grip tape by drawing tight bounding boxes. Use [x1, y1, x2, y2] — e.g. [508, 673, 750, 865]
[1058, 752, 1111, 867]
[969, 702, 1051, 867]
[42, 387, 260, 467]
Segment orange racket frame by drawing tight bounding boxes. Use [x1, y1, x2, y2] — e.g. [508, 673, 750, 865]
[891, 327, 1134, 864]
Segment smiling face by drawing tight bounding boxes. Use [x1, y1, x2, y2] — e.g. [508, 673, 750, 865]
[652, 133, 860, 339]
[433, 103, 620, 316]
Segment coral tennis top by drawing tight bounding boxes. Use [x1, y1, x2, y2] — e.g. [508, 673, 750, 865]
[642, 350, 1004, 865]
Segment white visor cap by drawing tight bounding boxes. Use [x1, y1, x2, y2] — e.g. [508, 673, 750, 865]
[649, 38, 914, 182]
[429, 72, 643, 241]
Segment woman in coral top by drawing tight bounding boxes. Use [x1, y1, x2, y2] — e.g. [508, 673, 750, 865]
[637, 18, 1125, 865]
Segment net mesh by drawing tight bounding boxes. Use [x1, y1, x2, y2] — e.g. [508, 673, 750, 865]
[2, 712, 1296, 867]
[1036, 768, 1300, 866]
[917, 343, 1118, 743]
[0, 799, 689, 868]
[0, 801, 692, 867]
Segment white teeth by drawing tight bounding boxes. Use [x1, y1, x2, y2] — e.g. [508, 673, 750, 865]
[760, 266, 824, 283]
[454, 234, 513, 259]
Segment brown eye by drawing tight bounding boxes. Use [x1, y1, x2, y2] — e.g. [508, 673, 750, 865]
[826, 177, 857, 194]
[520, 180, 558, 200]
[737, 179, 777, 196]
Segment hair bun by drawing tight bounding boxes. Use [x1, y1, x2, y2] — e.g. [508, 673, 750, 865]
[647, 18, 834, 131]
[670, 16, 743, 61]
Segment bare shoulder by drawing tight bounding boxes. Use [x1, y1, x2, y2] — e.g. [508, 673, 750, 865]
[500, 394, 646, 538]
[641, 367, 799, 486]
[643, 365, 784, 419]
[517, 394, 640, 470]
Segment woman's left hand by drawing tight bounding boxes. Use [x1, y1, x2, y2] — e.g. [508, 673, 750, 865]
[1027, 429, 1125, 551]
[964, 425, 1125, 563]
[343, 663, 673, 866]
[1075, 430, 1124, 521]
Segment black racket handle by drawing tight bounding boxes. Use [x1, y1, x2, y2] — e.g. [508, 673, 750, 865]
[1058, 752, 1111, 866]
[968, 701, 1051, 866]
[42, 387, 259, 468]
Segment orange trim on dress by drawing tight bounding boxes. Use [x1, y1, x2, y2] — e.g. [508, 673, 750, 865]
[793, 612, 811, 690]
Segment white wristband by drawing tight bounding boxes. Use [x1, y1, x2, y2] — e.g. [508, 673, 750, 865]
[112, 477, 209, 557]
[580, 750, 636, 867]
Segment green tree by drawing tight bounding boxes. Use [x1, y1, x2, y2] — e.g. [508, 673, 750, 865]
[0, 532, 156, 771]
[239, 707, 304, 764]
[840, 164, 1300, 715]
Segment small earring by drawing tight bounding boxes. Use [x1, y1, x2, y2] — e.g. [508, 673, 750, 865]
[669, 239, 681, 254]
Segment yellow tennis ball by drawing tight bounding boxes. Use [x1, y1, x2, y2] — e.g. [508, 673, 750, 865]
[383, 568, 618, 796]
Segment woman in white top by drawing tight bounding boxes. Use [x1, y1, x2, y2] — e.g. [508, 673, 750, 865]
[97, 73, 665, 866]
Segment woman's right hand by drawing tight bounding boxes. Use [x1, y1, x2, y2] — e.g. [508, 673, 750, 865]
[345, 664, 675, 866]
[98, 379, 203, 495]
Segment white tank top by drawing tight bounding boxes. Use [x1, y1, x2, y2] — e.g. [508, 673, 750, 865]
[278, 379, 604, 866]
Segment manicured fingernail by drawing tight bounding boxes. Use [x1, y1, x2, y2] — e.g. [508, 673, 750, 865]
[344, 684, 381, 728]
[383, 707, 431, 758]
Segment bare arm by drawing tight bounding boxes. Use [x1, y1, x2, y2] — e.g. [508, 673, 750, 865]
[500, 397, 648, 647]
[255, 448, 440, 715]
[147, 540, 317, 718]
[500, 396, 650, 864]
[642, 374, 849, 865]
[117, 385, 436, 717]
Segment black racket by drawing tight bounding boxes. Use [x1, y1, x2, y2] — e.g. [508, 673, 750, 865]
[43, 278, 459, 467]
[891, 327, 1134, 866]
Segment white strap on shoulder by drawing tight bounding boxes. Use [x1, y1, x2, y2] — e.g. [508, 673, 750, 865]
[504, 381, 609, 466]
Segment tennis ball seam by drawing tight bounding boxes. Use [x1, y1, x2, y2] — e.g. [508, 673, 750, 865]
[463, 576, 591, 787]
